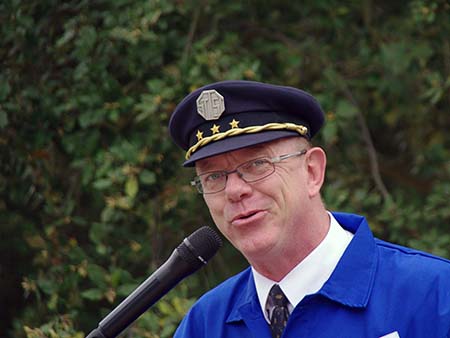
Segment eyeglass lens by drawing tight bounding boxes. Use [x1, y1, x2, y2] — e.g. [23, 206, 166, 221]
[198, 158, 274, 193]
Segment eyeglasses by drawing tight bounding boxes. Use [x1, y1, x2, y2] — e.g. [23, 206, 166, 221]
[191, 149, 307, 194]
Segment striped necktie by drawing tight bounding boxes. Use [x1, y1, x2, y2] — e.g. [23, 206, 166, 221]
[268, 284, 290, 338]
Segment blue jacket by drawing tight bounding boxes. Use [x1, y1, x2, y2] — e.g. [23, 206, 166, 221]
[174, 212, 450, 338]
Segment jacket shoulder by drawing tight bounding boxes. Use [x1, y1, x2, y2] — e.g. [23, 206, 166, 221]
[375, 238, 450, 285]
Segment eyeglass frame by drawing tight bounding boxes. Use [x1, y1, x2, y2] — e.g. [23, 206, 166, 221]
[190, 149, 308, 194]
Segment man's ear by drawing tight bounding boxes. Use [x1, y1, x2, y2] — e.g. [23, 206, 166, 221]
[305, 147, 327, 198]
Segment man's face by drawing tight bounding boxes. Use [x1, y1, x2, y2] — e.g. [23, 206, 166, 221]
[195, 137, 314, 264]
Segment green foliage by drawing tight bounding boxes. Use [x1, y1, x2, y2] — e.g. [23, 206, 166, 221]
[124, 284, 197, 338]
[1, 0, 449, 337]
[24, 315, 83, 338]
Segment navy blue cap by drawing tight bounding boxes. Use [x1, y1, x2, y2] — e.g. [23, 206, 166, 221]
[169, 80, 325, 166]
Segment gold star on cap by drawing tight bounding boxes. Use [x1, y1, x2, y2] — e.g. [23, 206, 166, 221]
[210, 124, 220, 134]
[229, 119, 240, 129]
[196, 130, 204, 141]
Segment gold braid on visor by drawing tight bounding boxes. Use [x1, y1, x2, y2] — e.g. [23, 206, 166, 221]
[185, 122, 308, 160]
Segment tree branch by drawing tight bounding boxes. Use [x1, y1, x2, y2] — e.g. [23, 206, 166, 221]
[181, 5, 201, 65]
[340, 85, 392, 203]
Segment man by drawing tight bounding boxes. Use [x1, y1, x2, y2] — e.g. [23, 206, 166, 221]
[168, 80, 450, 338]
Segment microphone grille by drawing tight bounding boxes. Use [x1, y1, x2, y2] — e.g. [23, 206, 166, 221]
[187, 226, 222, 261]
[177, 226, 222, 267]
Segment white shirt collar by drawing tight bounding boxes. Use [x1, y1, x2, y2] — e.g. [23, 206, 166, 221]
[252, 212, 354, 322]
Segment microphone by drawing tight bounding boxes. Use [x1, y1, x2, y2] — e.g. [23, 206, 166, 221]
[86, 226, 222, 338]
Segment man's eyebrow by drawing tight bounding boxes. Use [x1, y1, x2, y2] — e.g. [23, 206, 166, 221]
[196, 157, 223, 173]
[197, 159, 214, 172]
[197, 144, 272, 172]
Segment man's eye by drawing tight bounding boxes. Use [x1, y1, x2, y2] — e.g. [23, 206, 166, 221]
[240, 158, 270, 173]
[250, 159, 269, 168]
[205, 172, 223, 182]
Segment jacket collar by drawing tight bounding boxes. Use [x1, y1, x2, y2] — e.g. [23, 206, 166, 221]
[317, 212, 377, 308]
[226, 269, 261, 323]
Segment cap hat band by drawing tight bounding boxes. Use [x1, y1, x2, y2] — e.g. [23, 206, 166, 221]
[185, 122, 308, 160]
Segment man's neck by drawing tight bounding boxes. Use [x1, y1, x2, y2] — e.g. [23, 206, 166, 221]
[250, 209, 330, 281]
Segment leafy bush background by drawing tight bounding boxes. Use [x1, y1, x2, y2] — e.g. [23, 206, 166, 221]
[1, 1, 449, 337]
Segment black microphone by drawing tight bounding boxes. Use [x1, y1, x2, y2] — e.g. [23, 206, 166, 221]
[86, 226, 222, 338]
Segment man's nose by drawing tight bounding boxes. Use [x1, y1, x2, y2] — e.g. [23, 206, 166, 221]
[224, 171, 252, 201]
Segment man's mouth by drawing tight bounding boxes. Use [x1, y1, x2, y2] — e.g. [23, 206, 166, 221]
[231, 210, 265, 225]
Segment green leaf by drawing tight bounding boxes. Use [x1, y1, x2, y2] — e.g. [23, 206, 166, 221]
[322, 120, 338, 144]
[78, 110, 106, 128]
[125, 176, 139, 198]
[86, 264, 107, 287]
[0, 110, 8, 128]
[158, 300, 173, 315]
[139, 170, 156, 185]
[56, 28, 76, 48]
[89, 222, 109, 244]
[37, 278, 55, 295]
[0, 81, 11, 100]
[336, 100, 357, 119]
[93, 178, 113, 190]
[81, 288, 103, 301]
[47, 293, 59, 311]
